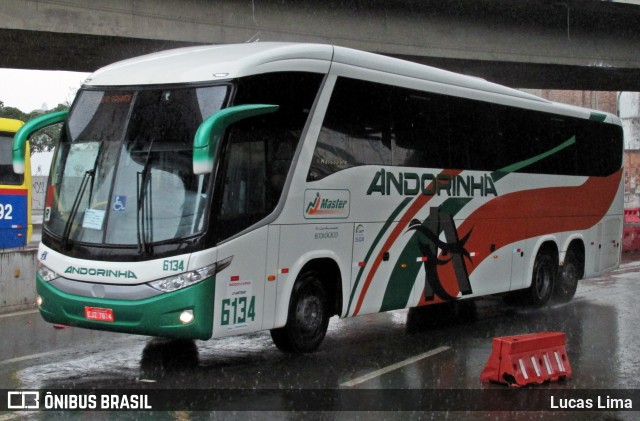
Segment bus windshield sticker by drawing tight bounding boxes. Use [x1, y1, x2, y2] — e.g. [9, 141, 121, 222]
[112, 195, 127, 212]
[82, 208, 106, 230]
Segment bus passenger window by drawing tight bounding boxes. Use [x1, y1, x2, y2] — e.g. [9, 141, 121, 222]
[391, 93, 450, 170]
[309, 78, 391, 181]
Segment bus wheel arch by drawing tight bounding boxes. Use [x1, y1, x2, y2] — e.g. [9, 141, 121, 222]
[553, 239, 585, 303]
[270, 258, 342, 353]
[505, 240, 559, 307]
[299, 258, 342, 318]
[526, 242, 558, 307]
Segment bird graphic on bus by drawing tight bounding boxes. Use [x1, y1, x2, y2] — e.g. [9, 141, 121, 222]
[407, 206, 473, 302]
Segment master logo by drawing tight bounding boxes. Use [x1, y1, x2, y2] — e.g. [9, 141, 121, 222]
[304, 190, 350, 219]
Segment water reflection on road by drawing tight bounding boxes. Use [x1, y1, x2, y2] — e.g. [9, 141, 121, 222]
[2, 264, 640, 419]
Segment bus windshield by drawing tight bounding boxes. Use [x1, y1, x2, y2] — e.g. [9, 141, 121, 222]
[46, 86, 227, 248]
[0, 132, 24, 185]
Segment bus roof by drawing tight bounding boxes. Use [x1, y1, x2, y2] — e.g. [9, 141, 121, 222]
[87, 43, 334, 86]
[0, 117, 25, 134]
[86, 43, 539, 101]
[84, 42, 619, 124]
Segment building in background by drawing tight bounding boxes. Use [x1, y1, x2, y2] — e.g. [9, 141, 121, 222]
[619, 92, 640, 208]
[522, 90, 618, 115]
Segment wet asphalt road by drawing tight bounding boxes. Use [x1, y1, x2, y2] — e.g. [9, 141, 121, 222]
[1, 257, 640, 420]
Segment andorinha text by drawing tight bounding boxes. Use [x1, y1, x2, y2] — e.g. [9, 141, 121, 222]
[65, 266, 138, 279]
[367, 169, 498, 197]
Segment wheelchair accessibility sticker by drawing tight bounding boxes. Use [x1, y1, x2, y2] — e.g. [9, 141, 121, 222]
[113, 196, 127, 212]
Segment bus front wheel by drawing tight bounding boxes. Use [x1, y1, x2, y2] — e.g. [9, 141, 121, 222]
[270, 271, 330, 353]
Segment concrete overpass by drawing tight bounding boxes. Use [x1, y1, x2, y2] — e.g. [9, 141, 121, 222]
[1, 0, 640, 90]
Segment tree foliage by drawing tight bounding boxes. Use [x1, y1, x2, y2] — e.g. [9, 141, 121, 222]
[0, 101, 70, 155]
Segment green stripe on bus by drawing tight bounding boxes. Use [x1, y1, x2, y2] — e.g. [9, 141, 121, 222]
[347, 197, 411, 314]
[492, 136, 576, 181]
[379, 198, 471, 312]
[589, 112, 607, 122]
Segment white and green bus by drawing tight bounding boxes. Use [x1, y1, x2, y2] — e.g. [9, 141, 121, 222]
[15, 43, 623, 353]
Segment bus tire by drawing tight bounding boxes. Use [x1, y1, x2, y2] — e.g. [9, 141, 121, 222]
[270, 271, 329, 353]
[526, 250, 556, 307]
[553, 251, 579, 303]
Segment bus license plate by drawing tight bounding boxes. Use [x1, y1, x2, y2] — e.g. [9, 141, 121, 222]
[85, 307, 114, 322]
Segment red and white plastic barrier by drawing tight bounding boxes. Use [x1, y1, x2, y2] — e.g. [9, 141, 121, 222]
[480, 332, 572, 387]
[623, 208, 640, 252]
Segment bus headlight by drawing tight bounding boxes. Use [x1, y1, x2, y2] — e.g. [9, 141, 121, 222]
[38, 264, 59, 282]
[148, 263, 218, 293]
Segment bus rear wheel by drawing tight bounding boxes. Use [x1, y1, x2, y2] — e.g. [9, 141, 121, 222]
[526, 250, 556, 307]
[270, 271, 329, 353]
[553, 251, 579, 303]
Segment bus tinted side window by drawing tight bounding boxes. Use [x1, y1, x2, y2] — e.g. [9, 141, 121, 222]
[576, 121, 622, 177]
[308, 77, 622, 181]
[495, 107, 577, 176]
[308, 78, 392, 181]
[391, 92, 450, 169]
[309, 78, 455, 180]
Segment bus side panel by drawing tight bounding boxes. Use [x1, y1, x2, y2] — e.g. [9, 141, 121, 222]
[599, 176, 625, 273]
[351, 221, 416, 315]
[0, 188, 29, 248]
[261, 225, 280, 330]
[0, 140, 30, 249]
[601, 216, 622, 272]
[274, 223, 353, 329]
[210, 225, 268, 339]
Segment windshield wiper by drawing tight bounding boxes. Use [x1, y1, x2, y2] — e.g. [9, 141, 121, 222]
[136, 152, 154, 255]
[61, 169, 94, 250]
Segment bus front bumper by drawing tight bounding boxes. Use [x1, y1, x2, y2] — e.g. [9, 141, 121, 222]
[36, 275, 215, 340]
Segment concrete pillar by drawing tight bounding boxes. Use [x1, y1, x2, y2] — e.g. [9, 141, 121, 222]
[0, 250, 38, 314]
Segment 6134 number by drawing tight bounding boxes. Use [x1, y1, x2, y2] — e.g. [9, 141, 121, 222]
[162, 259, 184, 271]
[221, 296, 256, 326]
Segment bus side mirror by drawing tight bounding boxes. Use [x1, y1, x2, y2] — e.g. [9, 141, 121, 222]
[13, 110, 69, 174]
[193, 104, 279, 174]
